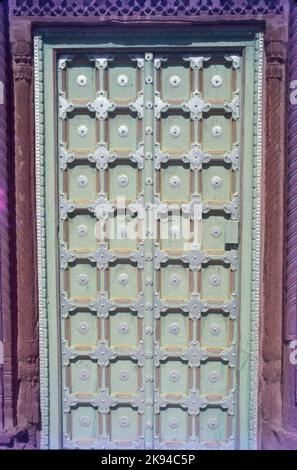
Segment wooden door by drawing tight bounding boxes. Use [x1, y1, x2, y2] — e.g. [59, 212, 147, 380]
[35, 29, 263, 449]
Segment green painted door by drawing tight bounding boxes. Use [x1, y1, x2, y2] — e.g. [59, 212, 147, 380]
[35, 29, 263, 449]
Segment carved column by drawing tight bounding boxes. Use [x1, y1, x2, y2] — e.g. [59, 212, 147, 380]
[10, 24, 39, 447]
[0, 0, 13, 446]
[284, 0, 297, 436]
[261, 36, 287, 448]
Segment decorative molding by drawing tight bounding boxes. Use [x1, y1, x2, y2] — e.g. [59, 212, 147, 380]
[9, 0, 284, 18]
[34, 34, 48, 449]
[250, 32, 264, 449]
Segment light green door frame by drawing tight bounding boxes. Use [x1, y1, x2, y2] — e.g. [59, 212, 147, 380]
[34, 28, 263, 450]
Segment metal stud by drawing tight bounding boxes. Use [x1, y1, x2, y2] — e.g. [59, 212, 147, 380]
[119, 416, 130, 428]
[183, 56, 210, 70]
[181, 340, 208, 367]
[145, 53, 153, 61]
[209, 323, 221, 336]
[145, 177, 153, 185]
[180, 388, 208, 416]
[88, 143, 117, 170]
[87, 91, 116, 120]
[208, 418, 219, 429]
[169, 417, 179, 428]
[169, 125, 181, 138]
[225, 55, 240, 69]
[119, 370, 129, 381]
[208, 370, 220, 383]
[169, 274, 181, 287]
[170, 75, 181, 87]
[60, 244, 76, 269]
[209, 275, 221, 287]
[129, 92, 144, 118]
[145, 327, 153, 335]
[118, 273, 129, 285]
[77, 175, 88, 188]
[182, 90, 211, 120]
[78, 273, 88, 285]
[77, 224, 88, 237]
[145, 126, 153, 135]
[117, 74, 129, 87]
[182, 143, 210, 171]
[169, 370, 180, 382]
[169, 322, 180, 335]
[210, 226, 222, 238]
[80, 416, 90, 427]
[118, 322, 129, 334]
[129, 143, 144, 169]
[89, 293, 116, 319]
[146, 376, 153, 383]
[211, 126, 223, 138]
[88, 243, 117, 270]
[91, 388, 117, 414]
[146, 76, 153, 84]
[117, 125, 129, 137]
[154, 91, 169, 118]
[88, 54, 114, 70]
[211, 75, 223, 88]
[77, 125, 88, 137]
[58, 54, 74, 70]
[117, 174, 129, 187]
[76, 74, 88, 87]
[78, 322, 89, 334]
[59, 143, 75, 170]
[211, 176, 222, 189]
[89, 340, 116, 368]
[59, 91, 74, 119]
[224, 89, 240, 120]
[79, 369, 90, 381]
[169, 175, 181, 188]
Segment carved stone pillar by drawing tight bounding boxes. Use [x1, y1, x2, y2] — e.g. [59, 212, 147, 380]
[284, 0, 297, 437]
[10, 25, 39, 447]
[0, 0, 13, 441]
[261, 37, 287, 448]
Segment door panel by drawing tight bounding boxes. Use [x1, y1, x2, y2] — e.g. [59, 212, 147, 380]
[36, 29, 263, 449]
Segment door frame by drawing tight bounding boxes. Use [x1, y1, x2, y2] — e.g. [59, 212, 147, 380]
[34, 27, 263, 449]
[5, 4, 291, 449]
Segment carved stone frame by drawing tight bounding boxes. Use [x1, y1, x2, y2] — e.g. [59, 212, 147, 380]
[3, 2, 296, 449]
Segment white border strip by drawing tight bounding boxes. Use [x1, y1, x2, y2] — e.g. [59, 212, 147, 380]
[249, 32, 264, 449]
[34, 34, 49, 449]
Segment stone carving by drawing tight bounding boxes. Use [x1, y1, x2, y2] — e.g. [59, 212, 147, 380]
[11, 1, 284, 18]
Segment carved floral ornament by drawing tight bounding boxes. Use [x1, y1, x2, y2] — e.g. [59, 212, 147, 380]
[10, 0, 284, 18]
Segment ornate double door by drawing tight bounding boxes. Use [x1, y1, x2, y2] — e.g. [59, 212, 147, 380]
[35, 30, 263, 449]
